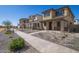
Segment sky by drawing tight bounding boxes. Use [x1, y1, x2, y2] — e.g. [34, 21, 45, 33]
[0, 5, 79, 26]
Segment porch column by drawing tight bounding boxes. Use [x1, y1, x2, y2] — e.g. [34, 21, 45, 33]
[46, 22, 49, 30]
[32, 23, 34, 29]
[40, 22, 43, 30]
[54, 21, 57, 30]
[52, 21, 54, 30]
[39, 22, 42, 30]
[61, 21, 64, 31]
[37, 22, 40, 30]
[36, 23, 38, 29]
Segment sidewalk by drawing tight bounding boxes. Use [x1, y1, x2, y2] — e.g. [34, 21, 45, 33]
[14, 30, 78, 53]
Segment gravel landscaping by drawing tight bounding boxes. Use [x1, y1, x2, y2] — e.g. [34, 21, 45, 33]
[0, 31, 39, 53]
[31, 30, 79, 51]
[19, 29, 40, 33]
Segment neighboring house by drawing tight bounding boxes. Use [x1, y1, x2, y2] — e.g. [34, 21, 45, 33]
[29, 15, 35, 29]
[74, 19, 79, 24]
[0, 25, 6, 32]
[29, 14, 43, 30]
[19, 18, 28, 29]
[73, 19, 79, 32]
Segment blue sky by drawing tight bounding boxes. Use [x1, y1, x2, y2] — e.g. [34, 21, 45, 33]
[0, 5, 79, 26]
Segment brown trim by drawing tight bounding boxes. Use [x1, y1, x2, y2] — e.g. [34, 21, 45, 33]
[42, 8, 56, 14]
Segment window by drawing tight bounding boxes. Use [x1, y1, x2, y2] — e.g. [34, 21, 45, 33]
[56, 9, 63, 16]
[57, 21, 60, 27]
[38, 23, 39, 27]
[64, 22, 68, 27]
[44, 22, 46, 26]
[44, 13, 50, 17]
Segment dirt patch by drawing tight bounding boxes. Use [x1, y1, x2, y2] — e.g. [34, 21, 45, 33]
[0, 32, 39, 53]
[32, 31, 79, 51]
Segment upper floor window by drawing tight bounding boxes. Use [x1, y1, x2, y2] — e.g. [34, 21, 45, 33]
[34, 17, 37, 21]
[56, 9, 63, 16]
[44, 13, 50, 17]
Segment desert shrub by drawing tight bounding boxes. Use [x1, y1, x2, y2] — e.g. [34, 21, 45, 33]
[62, 36, 66, 39]
[9, 36, 13, 38]
[9, 37, 25, 52]
[5, 30, 12, 35]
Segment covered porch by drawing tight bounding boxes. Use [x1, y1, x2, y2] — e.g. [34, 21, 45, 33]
[40, 19, 69, 31]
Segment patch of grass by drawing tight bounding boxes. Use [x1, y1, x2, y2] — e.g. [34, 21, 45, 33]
[9, 37, 25, 52]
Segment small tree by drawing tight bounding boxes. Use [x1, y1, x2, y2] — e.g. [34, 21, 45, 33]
[2, 20, 12, 30]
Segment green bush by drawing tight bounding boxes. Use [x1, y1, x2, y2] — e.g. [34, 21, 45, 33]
[9, 37, 25, 52]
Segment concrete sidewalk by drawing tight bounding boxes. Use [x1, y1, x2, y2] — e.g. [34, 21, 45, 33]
[14, 30, 78, 53]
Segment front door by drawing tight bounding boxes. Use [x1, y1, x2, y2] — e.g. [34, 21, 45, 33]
[49, 22, 52, 30]
[57, 21, 61, 30]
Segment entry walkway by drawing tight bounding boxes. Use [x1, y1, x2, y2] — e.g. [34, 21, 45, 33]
[14, 30, 78, 53]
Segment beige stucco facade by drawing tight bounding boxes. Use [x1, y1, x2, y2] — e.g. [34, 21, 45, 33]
[39, 18, 69, 31]
[25, 6, 77, 32]
[31, 6, 75, 32]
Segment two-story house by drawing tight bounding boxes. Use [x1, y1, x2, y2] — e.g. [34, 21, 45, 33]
[29, 14, 43, 30]
[40, 6, 75, 32]
[19, 18, 29, 29]
[19, 6, 75, 32]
